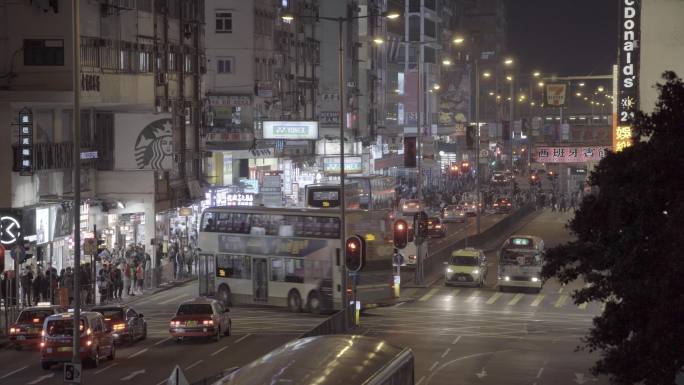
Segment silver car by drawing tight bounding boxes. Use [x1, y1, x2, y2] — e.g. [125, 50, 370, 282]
[442, 205, 466, 223]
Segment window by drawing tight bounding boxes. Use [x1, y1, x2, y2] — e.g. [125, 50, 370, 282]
[217, 57, 233, 74]
[24, 39, 64, 66]
[270, 258, 285, 282]
[284, 258, 305, 283]
[216, 11, 233, 33]
[203, 211, 340, 239]
[216, 254, 251, 279]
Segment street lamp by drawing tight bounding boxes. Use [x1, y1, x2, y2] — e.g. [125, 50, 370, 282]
[282, 8, 398, 311]
[504, 58, 514, 66]
[533, 71, 541, 77]
[442, 58, 452, 66]
[483, 71, 491, 78]
[433, 84, 440, 90]
[453, 36, 465, 45]
[373, 37, 385, 45]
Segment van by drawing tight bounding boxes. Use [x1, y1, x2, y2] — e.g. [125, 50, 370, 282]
[41, 311, 115, 369]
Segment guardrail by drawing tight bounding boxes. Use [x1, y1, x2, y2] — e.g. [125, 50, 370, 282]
[300, 305, 356, 339]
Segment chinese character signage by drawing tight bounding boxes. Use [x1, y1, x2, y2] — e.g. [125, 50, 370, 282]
[534, 146, 611, 163]
[17, 108, 33, 176]
[615, 0, 641, 152]
[546, 84, 567, 107]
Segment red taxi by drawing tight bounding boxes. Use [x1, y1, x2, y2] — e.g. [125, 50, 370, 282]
[40, 311, 115, 369]
[169, 298, 231, 343]
[8, 303, 65, 349]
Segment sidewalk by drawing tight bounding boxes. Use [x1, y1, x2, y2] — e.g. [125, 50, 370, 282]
[118, 275, 198, 306]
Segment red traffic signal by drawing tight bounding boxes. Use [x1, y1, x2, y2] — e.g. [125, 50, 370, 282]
[345, 235, 365, 272]
[393, 219, 408, 249]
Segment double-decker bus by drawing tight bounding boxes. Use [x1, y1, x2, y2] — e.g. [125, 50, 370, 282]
[305, 176, 396, 211]
[305, 182, 362, 209]
[197, 206, 395, 313]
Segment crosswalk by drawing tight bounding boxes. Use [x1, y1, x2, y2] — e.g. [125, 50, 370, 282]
[413, 286, 598, 312]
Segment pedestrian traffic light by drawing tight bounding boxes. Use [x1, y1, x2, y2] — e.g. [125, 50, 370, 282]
[393, 220, 408, 249]
[403, 136, 417, 168]
[345, 235, 365, 272]
[413, 212, 429, 238]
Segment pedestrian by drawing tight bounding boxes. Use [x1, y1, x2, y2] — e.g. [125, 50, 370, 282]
[21, 266, 34, 306]
[551, 195, 557, 212]
[135, 262, 144, 294]
[114, 264, 123, 300]
[98, 266, 109, 304]
[186, 249, 194, 276]
[129, 262, 137, 296]
[560, 195, 567, 212]
[32, 267, 44, 304]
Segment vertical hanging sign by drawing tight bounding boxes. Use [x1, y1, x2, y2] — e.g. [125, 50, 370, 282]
[615, 0, 641, 152]
[17, 108, 34, 176]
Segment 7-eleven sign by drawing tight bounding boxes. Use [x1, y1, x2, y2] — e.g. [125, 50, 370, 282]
[546, 84, 567, 107]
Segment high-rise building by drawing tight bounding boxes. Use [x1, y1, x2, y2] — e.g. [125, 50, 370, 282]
[0, 0, 205, 276]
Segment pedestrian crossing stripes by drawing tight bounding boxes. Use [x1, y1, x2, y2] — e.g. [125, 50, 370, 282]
[412, 287, 603, 311]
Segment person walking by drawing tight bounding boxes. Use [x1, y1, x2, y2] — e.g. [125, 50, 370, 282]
[114, 264, 123, 300]
[32, 267, 44, 304]
[135, 263, 144, 295]
[129, 262, 137, 296]
[551, 195, 558, 212]
[98, 266, 109, 304]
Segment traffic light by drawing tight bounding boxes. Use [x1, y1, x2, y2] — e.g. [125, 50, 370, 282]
[403, 136, 417, 168]
[461, 161, 470, 173]
[393, 220, 408, 249]
[413, 212, 429, 238]
[466, 125, 475, 149]
[529, 174, 540, 185]
[345, 235, 365, 272]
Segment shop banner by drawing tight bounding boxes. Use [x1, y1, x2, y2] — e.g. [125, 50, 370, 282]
[263, 121, 319, 140]
[115, 113, 173, 170]
[53, 205, 73, 239]
[323, 156, 363, 175]
[534, 146, 611, 163]
[546, 84, 567, 107]
[36, 208, 50, 245]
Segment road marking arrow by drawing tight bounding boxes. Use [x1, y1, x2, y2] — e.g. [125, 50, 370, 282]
[27, 373, 54, 384]
[121, 369, 146, 381]
[476, 368, 488, 378]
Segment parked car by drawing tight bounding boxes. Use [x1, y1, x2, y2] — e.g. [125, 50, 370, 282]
[8, 303, 65, 349]
[91, 305, 147, 344]
[442, 205, 466, 223]
[41, 311, 115, 369]
[169, 298, 232, 343]
[493, 197, 513, 213]
[427, 217, 446, 237]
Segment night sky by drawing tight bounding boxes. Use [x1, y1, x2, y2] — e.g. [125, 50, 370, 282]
[506, 0, 619, 77]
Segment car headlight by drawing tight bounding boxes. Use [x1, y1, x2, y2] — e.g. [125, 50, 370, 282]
[472, 269, 480, 275]
[446, 267, 453, 273]
[504, 276, 510, 281]
[531, 277, 539, 282]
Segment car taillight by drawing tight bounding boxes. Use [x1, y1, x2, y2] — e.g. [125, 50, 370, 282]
[9, 327, 17, 333]
[86, 328, 92, 336]
[435, 225, 442, 228]
[202, 320, 214, 326]
[41, 330, 45, 337]
[33, 318, 41, 323]
[409, 255, 416, 260]
[40, 342, 45, 348]
[113, 323, 126, 331]
[170, 320, 180, 327]
[86, 339, 92, 346]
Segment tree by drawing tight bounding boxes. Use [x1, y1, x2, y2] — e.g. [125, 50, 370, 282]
[542, 72, 684, 385]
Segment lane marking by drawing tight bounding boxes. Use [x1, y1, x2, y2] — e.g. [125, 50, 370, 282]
[601, 303, 606, 311]
[95, 362, 119, 374]
[536, 367, 544, 378]
[530, 294, 545, 307]
[452, 336, 461, 344]
[558, 287, 564, 294]
[27, 373, 54, 384]
[554, 295, 569, 308]
[0, 365, 28, 380]
[234, 334, 252, 343]
[466, 294, 479, 303]
[485, 292, 502, 305]
[128, 348, 149, 359]
[450, 289, 461, 297]
[120, 369, 146, 381]
[429, 361, 440, 372]
[507, 293, 524, 306]
[155, 380, 168, 385]
[153, 336, 172, 346]
[394, 302, 405, 307]
[419, 288, 439, 302]
[185, 360, 203, 370]
[416, 376, 425, 385]
[159, 294, 190, 305]
[441, 348, 451, 358]
[578, 302, 588, 310]
[211, 346, 230, 356]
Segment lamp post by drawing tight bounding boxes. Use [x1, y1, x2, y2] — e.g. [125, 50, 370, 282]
[71, 0, 82, 364]
[282, 8, 399, 310]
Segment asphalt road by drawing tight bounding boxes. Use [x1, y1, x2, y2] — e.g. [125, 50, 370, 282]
[357, 209, 608, 385]
[0, 282, 327, 385]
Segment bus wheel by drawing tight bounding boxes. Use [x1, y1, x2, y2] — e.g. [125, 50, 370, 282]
[287, 289, 302, 313]
[307, 290, 322, 314]
[218, 284, 232, 307]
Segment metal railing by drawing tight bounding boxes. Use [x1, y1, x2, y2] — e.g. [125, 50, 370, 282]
[300, 305, 356, 339]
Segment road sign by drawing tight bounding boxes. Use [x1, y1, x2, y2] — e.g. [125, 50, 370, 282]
[64, 363, 82, 383]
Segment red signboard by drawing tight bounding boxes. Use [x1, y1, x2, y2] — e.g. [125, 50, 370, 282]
[534, 146, 611, 163]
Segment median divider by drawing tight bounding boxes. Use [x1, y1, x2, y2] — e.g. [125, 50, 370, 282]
[299, 305, 356, 338]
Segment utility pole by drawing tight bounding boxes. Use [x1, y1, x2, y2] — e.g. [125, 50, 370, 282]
[415, 45, 424, 286]
[475, 58, 481, 235]
[337, 18, 348, 311]
[71, 0, 82, 364]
